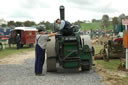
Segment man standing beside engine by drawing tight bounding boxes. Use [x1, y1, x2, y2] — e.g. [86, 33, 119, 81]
[35, 29, 56, 76]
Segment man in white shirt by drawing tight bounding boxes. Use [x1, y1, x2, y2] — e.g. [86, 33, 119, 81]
[35, 29, 56, 76]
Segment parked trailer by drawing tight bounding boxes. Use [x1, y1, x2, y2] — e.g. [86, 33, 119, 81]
[9, 27, 37, 48]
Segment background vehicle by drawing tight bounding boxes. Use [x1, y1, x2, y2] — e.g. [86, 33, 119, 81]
[0, 32, 9, 50]
[9, 27, 37, 48]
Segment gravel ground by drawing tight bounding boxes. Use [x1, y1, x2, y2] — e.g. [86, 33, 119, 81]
[0, 51, 105, 85]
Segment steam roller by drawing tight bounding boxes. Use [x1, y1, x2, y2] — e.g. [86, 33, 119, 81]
[46, 5, 94, 72]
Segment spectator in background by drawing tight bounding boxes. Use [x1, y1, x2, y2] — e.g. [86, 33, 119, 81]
[16, 34, 21, 49]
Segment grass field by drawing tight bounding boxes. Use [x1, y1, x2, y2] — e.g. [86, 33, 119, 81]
[93, 44, 120, 70]
[94, 44, 128, 85]
[80, 22, 113, 30]
[93, 44, 104, 54]
[96, 60, 120, 70]
[0, 45, 34, 59]
[80, 22, 101, 30]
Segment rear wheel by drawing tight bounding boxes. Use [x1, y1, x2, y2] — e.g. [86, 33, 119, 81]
[82, 60, 90, 71]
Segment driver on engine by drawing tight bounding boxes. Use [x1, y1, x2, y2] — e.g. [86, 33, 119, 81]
[56, 19, 73, 36]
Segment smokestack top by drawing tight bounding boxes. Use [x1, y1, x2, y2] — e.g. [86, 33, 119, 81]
[59, 5, 65, 20]
[60, 5, 65, 10]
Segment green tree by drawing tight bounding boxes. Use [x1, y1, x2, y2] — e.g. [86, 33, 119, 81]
[118, 14, 125, 24]
[15, 21, 23, 27]
[112, 17, 118, 26]
[7, 21, 15, 27]
[39, 21, 53, 30]
[92, 19, 96, 23]
[1, 24, 7, 27]
[39, 21, 45, 25]
[45, 21, 51, 30]
[101, 15, 110, 29]
[23, 21, 36, 27]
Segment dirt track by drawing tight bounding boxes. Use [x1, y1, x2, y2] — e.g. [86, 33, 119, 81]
[0, 50, 105, 85]
[0, 50, 35, 64]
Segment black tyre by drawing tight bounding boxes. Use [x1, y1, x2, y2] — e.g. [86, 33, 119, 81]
[82, 60, 90, 71]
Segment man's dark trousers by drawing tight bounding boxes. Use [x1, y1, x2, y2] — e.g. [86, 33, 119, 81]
[35, 44, 45, 74]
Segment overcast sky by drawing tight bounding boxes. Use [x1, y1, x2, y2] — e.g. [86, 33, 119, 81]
[0, 0, 128, 23]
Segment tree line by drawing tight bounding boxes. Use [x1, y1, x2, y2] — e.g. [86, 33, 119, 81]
[73, 14, 127, 30]
[0, 13, 127, 30]
[101, 14, 126, 29]
[0, 20, 53, 30]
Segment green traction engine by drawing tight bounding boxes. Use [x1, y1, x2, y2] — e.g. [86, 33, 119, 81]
[46, 5, 93, 72]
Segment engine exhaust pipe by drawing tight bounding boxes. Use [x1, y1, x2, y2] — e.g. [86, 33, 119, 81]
[59, 5, 65, 20]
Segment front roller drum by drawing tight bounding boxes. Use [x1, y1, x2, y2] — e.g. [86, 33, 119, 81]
[47, 57, 56, 72]
[46, 36, 56, 72]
